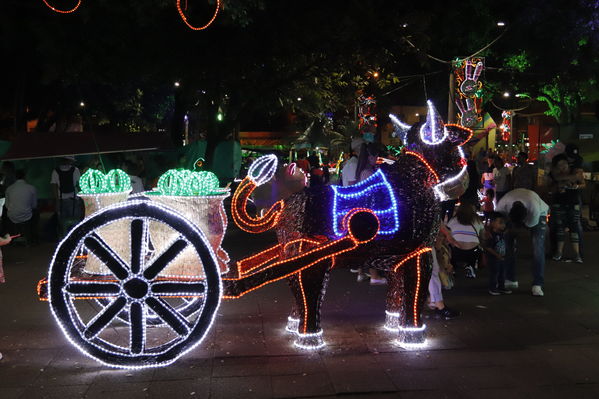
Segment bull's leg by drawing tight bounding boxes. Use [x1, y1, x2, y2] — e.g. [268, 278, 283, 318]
[288, 259, 332, 349]
[386, 250, 432, 348]
[285, 275, 301, 334]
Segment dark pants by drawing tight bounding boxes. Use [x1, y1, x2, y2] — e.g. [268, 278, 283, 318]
[488, 257, 506, 291]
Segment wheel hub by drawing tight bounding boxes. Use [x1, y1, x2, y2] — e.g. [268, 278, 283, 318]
[124, 278, 149, 299]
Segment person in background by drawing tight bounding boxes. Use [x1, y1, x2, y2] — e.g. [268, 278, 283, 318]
[307, 155, 324, 187]
[447, 202, 484, 278]
[511, 151, 537, 191]
[493, 156, 511, 201]
[460, 159, 481, 208]
[428, 228, 460, 319]
[0, 162, 17, 235]
[124, 160, 144, 194]
[5, 170, 38, 244]
[481, 188, 495, 219]
[496, 188, 549, 297]
[354, 143, 386, 285]
[295, 151, 310, 175]
[0, 232, 13, 361]
[50, 156, 82, 236]
[548, 154, 584, 263]
[481, 155, 495, 196]
[483, 212, 510, 295]
[564, 143, 585, 258]
[341, 138, 364, 186]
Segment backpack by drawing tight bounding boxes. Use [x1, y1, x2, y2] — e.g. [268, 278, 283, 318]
[55, 166, 75, 195]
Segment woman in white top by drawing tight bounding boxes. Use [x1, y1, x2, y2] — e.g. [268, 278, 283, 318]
[447, 202, 484, 278]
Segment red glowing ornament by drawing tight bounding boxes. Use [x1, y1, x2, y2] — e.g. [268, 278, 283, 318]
[42, 0, 81, 13]
[176, 0, 221, 31]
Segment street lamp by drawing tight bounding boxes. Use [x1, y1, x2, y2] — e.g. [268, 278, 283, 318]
[503, 91, 511, 98]
[497, 21, 506, 27]
[79, 101, 85, 107]
[174, 81, 180, 87]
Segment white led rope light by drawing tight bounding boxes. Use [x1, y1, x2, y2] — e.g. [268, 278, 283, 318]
[47, 199, 222, 369]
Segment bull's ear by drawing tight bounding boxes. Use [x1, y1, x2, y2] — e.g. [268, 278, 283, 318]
[444, 124, 473, 146]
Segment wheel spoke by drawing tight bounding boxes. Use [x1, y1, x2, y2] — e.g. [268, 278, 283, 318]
[145, 297, 190, 335]
[143, 239, 188, 280]
[65, 282, 121, 298]
[130, 219, 145, 274]
[84, 233, 130, 280]
[151, 281, 205, 297]
[129, 302, 144, 354]
[84, 297, 127, 339]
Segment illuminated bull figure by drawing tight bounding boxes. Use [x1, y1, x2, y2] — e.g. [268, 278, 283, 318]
[39, 101, 471, 368]
[232, 101, 472, 348]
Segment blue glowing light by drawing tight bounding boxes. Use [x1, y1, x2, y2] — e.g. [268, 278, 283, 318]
[331, 169, 399, 237]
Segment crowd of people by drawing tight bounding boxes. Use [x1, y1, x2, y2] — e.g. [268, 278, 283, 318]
[431, 143, 586, 319]
[331, 139, 588, 320]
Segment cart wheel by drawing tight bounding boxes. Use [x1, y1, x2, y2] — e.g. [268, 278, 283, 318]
[48, 199, 221, 368]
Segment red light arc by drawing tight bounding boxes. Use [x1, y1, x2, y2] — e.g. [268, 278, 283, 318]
[42, 0, 221, 31]
[42, 0, 82, 13]
[176, 0, 221, 31]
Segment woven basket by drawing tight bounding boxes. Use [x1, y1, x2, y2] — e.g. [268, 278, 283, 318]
[147, 192, 230, 277]
[79, 191, 131, 275]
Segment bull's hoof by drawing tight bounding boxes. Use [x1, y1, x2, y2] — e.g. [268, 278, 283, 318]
[285, 316, 300, 334]
[383, 311, 400, 332]
[294, 330, 325, 350]
[395, 324, 427, 349]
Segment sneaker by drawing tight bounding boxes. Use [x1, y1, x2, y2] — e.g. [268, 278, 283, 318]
[552, 254, 562, 261]
[574, 257, 583, 264]
[0, 352, 2, 361]
[370, 277, 387, 285]
[465, 265, 476, 278]
[489, 290, 501, 296]
[532, 285, 544, 296]
[498, 288, 512, 294]
[505, 280, 519, 289]
[435, 306, 460, 320]
[356, 273, 368, 283]
[350, 268, 360, 273]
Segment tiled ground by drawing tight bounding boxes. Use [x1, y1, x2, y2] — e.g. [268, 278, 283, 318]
[1, 225, 599, 398]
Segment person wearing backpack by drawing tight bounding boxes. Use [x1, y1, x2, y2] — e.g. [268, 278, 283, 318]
[50, 156, 81, 236]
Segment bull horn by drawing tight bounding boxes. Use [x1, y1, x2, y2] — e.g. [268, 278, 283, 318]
[419, 100, 447, 144]
[248, 154, 278, 186]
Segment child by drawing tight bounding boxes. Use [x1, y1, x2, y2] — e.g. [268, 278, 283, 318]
[0, 233, 13, 361]
[481, 188, 495, 221]
[483, 212, 510, 295]
[428, 227, 459, 319]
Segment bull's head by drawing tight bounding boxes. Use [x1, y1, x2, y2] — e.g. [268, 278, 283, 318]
[390, 100, 472, 200]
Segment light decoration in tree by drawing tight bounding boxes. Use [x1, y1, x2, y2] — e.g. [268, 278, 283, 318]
[79, 169, 132, 194]
[499, 110, 513, 142]
[453, 58, 484, 128]
[42, 0, 81, 13]
[176, 0, 221, 31]
[357, 95, 377, 140]
[42, 0, 220, 31]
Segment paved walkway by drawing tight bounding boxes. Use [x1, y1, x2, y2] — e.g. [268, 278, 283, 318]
[1, 227, 599, 398]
